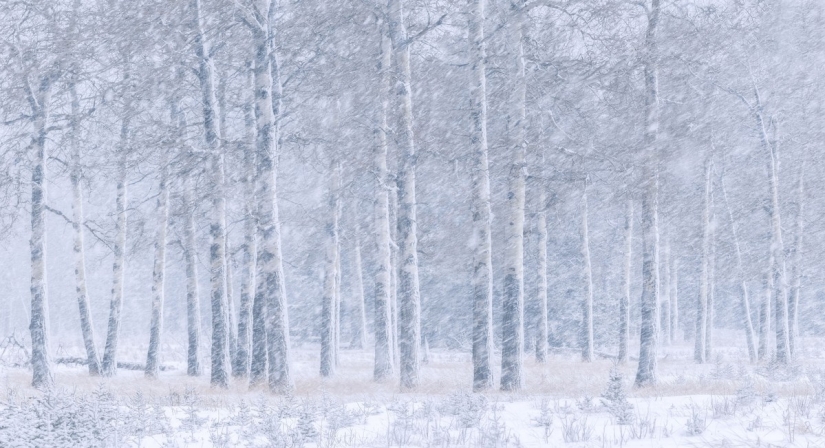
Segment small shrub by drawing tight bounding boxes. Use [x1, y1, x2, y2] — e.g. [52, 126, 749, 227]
[685, 405, 707, 436]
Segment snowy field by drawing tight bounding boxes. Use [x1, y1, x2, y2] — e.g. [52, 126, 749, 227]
[2, 338, 825, 447]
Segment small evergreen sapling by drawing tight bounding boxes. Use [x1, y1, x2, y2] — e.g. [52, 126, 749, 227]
[601, 368, 634, 424]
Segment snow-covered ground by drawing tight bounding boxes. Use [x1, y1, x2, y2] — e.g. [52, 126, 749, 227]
[2, 339, 825, 447]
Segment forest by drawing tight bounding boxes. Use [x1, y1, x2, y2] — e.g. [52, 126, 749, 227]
[0, 0, 824, 446]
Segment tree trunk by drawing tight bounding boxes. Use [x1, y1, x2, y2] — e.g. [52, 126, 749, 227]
[320, 160, 341, 377]
[705, 185, 715, 361]
[788, 169, 804, 358]
[101, 99, 130, 377]
[720, 173, 757, 363]
[247, 2, 293, 392]
[694, 158, 710, 364]
[235, 75, 257, 378]
[581, 185, 594, 363]
[192, 0, 229, 387]
[226, 237, 238, 375]
[619, 199, 632, 364]
[350, 238, 368, 349]
[183, 177, 201, 376]
[69, 81, 100, 376]
[634, 0, 660, 388]
[670, 258, 678, 343]
[388, 0, 422, 391]
[753, 91, 789, 364]
[29, 75, 54, 390]
[535, 189, 548, 364]
[145, 159, 170, 379]
[758, 271, 772, 362]
[372, 15, 394, 381]
[660, 238, 671, 346]
[500, 2, 527, 392]
[468, 0, 494, 390]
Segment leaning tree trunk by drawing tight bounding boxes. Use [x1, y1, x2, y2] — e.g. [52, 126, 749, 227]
[720, 173, 757, 363]
[694, 157, 711, 364]
[619, 199, 633, 364]
[788, 170, 804, 358]
[372, 15, 394, 381]
[389, 0, 422, 391]
[634, 0, 660, 388]
[753, 91, 789, 364]
[580, 184, 594, 363]
[69, 81, 100, 376]
[29, 74, 54, 390]
[320, 160, 341, 377]
[468, 0, 494, 391]
[183, 176, 201, 376]
[145, 158, 170, 379]
[500, 2, 527, 392]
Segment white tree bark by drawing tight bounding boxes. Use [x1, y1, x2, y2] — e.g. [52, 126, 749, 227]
[28, 73, 54, 390]
[705, 181, 715, 361]
[752, 92, 789, 364]
[372, 15, 394, 381]
[670, 258, 678, 343]
[235, 70, 257, 379]
[619, 199, 633, 364]
[350, 237, 368, 350]
[183, 175, 202, 377]
[580, 185, 594, 363]
[145, 156, 170, 379]
[788, 170, 804, 358]
[535, 188, 549, 364]
[758, 271, 772, 362]
[101, 74, 130, 376]
[321, 160, 341, 377]
[243, 0, 293, 392]
[500, 1, 527, 392]
[720, 173, 757, 362]
[634, 0, 660, 388]
[388, 0, 422, 391]
[694, 157, 710, 364]
[468, 0, 494, 391]
[69, 80, 100, 376]
[660, 237, 671, 346]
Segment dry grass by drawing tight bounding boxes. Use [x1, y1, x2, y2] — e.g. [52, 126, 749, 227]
[2, 338, 824, 404]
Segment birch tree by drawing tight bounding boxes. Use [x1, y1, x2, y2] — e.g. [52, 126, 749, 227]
[580, 184, 594, 363]
[468, 0, 494, 391]
[372, 12, 394, 382]
[350, 237, 367, 350]
[634, 0, 661, 388]
[234, 68, 258, 378]
[238, 0, 293, 392]
[500, 0, 527, 392]
[694, 157, 710, 364]
[388, 0, 422, 391]
[618, 199, 633, 364]
[144, 156, 170, 379]
[320, 159, 341, 377]
[720, 171, 757, 362]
